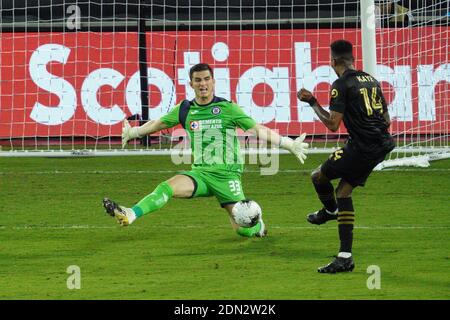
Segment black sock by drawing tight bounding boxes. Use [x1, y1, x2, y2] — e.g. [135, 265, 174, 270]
[337, 197, 354, 253]
[313, 181, 337, 213]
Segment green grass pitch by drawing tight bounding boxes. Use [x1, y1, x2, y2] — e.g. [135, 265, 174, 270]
[0, 154, 449, 299]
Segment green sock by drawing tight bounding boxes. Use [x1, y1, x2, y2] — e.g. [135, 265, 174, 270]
[236, 221, 262, 237]
[132, 181, 173, 218]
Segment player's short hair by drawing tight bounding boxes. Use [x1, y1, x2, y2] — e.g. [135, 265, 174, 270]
[330, 40, 355, 66]
[189, 63, 214, 80]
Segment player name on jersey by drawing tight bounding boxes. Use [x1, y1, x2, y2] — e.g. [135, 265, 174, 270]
[356, 75, 376, 83]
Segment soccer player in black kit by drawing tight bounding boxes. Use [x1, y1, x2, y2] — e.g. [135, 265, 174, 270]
[298, 40, 395, 273]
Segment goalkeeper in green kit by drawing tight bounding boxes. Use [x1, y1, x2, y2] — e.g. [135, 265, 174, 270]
[103, 63, 308, 237]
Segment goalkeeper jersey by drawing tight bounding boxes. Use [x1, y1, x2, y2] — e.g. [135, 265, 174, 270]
[160, 96, 256, 174]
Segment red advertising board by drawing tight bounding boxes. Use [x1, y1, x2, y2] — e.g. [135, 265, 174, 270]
[1, 28, 449, 138]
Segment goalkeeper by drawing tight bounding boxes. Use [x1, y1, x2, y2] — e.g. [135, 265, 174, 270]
[102, 63, 308, 238]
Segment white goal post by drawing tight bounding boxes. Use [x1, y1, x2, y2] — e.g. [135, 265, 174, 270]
[0, 0, 449, 168]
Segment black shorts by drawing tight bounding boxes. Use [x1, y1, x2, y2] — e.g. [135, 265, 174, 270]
[321, 144, 386, 187]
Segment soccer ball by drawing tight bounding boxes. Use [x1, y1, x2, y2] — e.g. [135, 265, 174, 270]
[232, 200, 262, 227]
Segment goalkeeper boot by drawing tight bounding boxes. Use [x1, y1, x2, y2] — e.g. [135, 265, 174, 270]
[102, 198, 136, 226]
[307, 208, 337, 225]
[318, 256, 355, 274]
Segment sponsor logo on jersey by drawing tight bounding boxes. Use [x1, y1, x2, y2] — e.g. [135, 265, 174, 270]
[211, 107, 221, 115]
[190, 110, 200, 115]
[190, 121, 200, 130]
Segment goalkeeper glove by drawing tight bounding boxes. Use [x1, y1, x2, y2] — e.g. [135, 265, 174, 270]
[279, 133, 309, 164]
[122, 120, 142, 148]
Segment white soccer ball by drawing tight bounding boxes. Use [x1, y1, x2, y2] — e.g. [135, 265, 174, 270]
[232, 200, 262, 227]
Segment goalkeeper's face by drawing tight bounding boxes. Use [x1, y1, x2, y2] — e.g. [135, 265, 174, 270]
[190, 70, 215, 103]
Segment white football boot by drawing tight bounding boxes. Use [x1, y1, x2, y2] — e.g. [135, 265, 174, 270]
[102, 198, 136, 226]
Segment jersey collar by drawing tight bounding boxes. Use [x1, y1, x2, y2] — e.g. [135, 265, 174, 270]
[341, 68, 357, 78]
[192, 96, 222, 107]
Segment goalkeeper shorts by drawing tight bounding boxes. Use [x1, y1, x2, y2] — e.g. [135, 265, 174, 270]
[178, 169, 246, 207]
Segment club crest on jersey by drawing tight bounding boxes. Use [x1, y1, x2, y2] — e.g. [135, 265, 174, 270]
[190, 121, 200, 131]
[331, 89, 339, 98]
[211, 107, 221, 115]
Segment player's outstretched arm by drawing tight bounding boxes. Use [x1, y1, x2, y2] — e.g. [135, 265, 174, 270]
[250, 124, 309, 164]
[122, 118, 168, 148]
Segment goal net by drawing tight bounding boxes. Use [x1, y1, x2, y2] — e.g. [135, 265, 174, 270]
[373, 0, 450, 169]
[0, 0, 449, 166]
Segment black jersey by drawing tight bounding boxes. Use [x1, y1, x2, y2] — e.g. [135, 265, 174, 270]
[329, 69, 395, 159]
